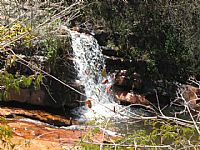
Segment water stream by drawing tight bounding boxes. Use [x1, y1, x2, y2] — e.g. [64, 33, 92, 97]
[69, 30, 125, 120]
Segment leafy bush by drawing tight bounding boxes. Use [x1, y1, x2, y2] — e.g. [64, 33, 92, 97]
[0, 117, 15, 149]
[79, 119, 200, 150]
[0, 21, 40, 100]
[0, 1, 81, 102]
[78, 0, 200, 83]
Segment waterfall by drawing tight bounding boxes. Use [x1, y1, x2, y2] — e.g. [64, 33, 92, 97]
[69, 30, 123, 119]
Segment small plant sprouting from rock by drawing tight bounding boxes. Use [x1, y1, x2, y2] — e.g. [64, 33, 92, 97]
[0, 117, 15, 150]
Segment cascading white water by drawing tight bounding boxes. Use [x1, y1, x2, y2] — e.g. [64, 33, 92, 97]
[69, 30, 123, 119]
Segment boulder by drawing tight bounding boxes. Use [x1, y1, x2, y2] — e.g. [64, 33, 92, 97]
[114, 70, 143, 90]
[7, 88, 47, 106]
[180, 85, 200, 113]
[114, 90, 150, 106]
[101, 47, 126, 57]
[2, 85, 82, 109]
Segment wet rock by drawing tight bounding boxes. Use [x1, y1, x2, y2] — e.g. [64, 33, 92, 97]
[114, 70, 127, 86]
[105, 58, 147, 74]
[2, 83, 83, 109]
[0, 116, 121, 149]
[101, 47, 126, 57]
[94, 30, 109, 46]
[0, 107, 78, 126]
[1, 53, 82, 109]
[114, 70, 143, 90]
[4, 120, 85, 149]
[114, 90, 150, 106]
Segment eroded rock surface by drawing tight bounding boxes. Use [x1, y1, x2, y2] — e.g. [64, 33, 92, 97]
[0, 106, 78, 126]
[114, 90, 149, 106]
[0, 106, 121, 150]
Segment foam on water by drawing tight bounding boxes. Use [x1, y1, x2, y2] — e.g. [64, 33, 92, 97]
[69, 30, 128, 120]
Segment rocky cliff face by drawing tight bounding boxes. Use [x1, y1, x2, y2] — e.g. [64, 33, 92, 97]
[0, 30, 168, 109]
[1, 0, 199, 113]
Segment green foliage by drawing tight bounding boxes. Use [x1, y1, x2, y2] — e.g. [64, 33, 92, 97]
[0, 120, 15, 150]
[0, 72, 20, 100]
[43, 36, 69, 60]
[0, 21, 41, 100]
[21, 75, 34, 88]
[0, 125, 12, 141]
[0, 22, 34, 48]
[117, 120, 199, 149]
[79, 0, 200, 84]
[79, 119, 200, 150]
[0, 71, 42, 100]
[0, 0, 79, 107]
[34, 73, 42, 90]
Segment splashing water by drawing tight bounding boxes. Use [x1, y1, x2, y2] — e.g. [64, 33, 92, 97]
[69, 30, 125, 120]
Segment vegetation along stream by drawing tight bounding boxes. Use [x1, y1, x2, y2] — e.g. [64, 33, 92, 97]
[0, 0, 200, 149]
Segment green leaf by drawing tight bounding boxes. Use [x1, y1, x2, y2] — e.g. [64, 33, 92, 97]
[34, 73, 42, 89]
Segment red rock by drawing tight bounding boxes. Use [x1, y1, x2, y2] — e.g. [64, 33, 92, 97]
[105, 85, 112, 94]
[0, 107, 121, 149]
[0, 107, 78, 126]
[114, 90, 149, 105]
[180, 85, 200, 114]
[8, 88, 46, 106]
[114, 70, 142, 90]
[101, 79, 109, 84]
[72, 26, 80, 32]
[114, 70, 127, 86]
[181, 85, 200, 105]
[85, 99, 92, 108]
